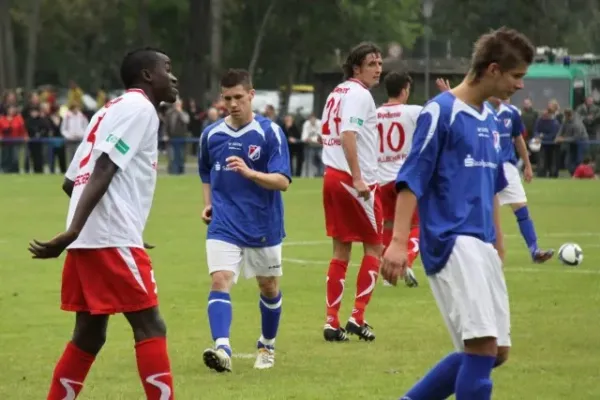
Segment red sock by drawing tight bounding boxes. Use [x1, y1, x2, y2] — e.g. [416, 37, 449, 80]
[407, 226, 420, 267]
[382, 228, 393, 253]
[352, 255, 380, 325]
[135, 337, 175, 400]
[47, 342, 95, 400]
[326, 259, 348, 328]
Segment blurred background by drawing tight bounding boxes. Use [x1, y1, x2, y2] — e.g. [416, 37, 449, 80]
[1, 0, 599, 178]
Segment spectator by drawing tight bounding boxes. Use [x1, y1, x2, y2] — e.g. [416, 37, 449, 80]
[67, 80, 84, 109]
[60, 104, 88, 162]
[24, 104, 51, 174]
[301, 113, 323, 177]
[534, 106, 561, 178]
[282, 114, 303, 177]
[572, 157, 597, 179]
[96, 86, 107, 109]
[0, 105, 28, 173]
[187, 99, 204, 155]
[555, 109, 589, 175]
[575, 96, 600, 140]
[164, 99, 190, 174]
[520, 98, 538, 139]
[45, 103, 66, 174]
[0, 90, 18, 116]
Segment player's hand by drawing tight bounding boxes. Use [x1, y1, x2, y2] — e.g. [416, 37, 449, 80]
[202, 205, 212, 225]
[381, 241, 408, 286]
[143, 242, 155, 250]
[226, 156, 254, 179]
[353, 178, 370, 201]
[523, 165, 533, 183]
[436, 78, 451, 92]
[28, 230, 78, 259]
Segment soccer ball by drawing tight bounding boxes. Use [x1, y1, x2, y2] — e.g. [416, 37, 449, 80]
[558, 243, 583, 266]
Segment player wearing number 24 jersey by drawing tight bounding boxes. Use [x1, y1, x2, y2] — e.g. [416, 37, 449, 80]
[377, 71, 422, 288]
[321, 42, 383, 343]
[28, 48, 178, 400]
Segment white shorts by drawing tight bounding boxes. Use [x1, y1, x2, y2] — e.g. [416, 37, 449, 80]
[498, 162, 527, 206]
[428, 235, 511, 350]
[206, 239, 283, 283]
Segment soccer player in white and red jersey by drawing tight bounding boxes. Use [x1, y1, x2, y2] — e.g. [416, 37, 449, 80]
[377, 71, 422, 288]
[321, 42, 383, 342]
[28, 48, 178, 400]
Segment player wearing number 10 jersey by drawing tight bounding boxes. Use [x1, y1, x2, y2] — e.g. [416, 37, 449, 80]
[377, 71, 422, 288]
[28, 48, 178, 400]
[321, 42, 383, 343]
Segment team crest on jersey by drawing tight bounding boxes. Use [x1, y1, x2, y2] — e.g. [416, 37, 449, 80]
[492, 131, 501, 152]
[248, 145, 261, 161]
[504, 118, 512, 129]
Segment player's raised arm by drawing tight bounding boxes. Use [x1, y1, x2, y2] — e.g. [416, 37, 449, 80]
[339, 91, 372, 199]
[382, 102, 444, 284]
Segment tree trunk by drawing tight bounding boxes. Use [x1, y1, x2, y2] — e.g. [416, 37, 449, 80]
[248, 0, 276, 80]
[24, 0, 43, 91]
[0, 8, 6, 92]
[182, 0, 210, 107]
[138, 0, 152, 46]
[1, 0, 18, 88]
[209, 0, 223, 100]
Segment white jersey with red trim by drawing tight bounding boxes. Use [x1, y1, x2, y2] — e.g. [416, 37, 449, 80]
[377, 103, 422, 184]
[65, 89, 160, 249]
[320, 78, 379, 185]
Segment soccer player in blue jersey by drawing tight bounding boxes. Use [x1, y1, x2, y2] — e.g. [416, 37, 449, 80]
[487, 97, 554, 263]
[382, 27, 534, 400]
[198, 69, 291, 372]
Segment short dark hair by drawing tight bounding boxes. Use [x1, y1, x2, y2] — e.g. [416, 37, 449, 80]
[384, 71, 412, 98]
[583, 156, 592, 164]
[342, 42, 382, 80]
[470, 27, 535, 80]
[220, 69, 253, 89]
[120, 47, 166, 89]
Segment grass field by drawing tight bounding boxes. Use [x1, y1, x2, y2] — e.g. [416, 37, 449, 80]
[1, 175, 599, 399]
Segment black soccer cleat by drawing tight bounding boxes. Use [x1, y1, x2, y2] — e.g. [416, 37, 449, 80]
[323, 324, 349, 342]
[345, 318, 375, 341]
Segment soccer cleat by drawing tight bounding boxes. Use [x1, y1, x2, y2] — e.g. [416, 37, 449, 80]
[345, 318, 375, 341]
[323, 324, 349, 342]
[382, 279, 393, 287]
[404, 268, 419, 288]
[253, 347, 275, 369]
[203, 347, 232, 373]
[532, 248, 554, 264]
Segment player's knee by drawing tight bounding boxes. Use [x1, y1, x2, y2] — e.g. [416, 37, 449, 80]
[332, 239, 352, 262]
[363, 242, 383, 258]
[510, 202, 527, 213]
[210, 270, 234, 292]
[125, 307, 167, 342]
[463, 336, 498, 357]
[72, 323, 107, 355]
[495, 346, 510, 367]
[257, 276, 279, 297]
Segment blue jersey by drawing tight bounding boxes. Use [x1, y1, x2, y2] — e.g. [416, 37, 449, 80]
[396, 92, 508, 275]
[486, 102, 524, 165]
[198, 114, 292, 247]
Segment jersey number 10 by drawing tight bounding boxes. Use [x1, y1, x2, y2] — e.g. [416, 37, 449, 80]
[377, 122, 405, 153]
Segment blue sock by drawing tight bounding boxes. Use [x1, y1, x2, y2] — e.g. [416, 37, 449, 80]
[400, 352, 463, 400]
[514, 206, 538, 253]
[207, 291, 232, 356]
[258, 291, 282, 349]
[455, 354, 495, 400]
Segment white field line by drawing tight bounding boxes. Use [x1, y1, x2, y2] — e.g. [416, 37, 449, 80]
[283, 232, 600, 247]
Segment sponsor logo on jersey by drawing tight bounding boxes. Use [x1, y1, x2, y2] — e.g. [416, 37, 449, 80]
[248, 145, 261, 161]
[106, 134, 130, 155]
[350, 117, 364, 126]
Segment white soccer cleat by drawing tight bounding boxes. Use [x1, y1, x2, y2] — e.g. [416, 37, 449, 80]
[253, 347, 275, 369]
[404, 268, 419, 288]
[382, 279, 393, 287]
[203, 347, 232, 373]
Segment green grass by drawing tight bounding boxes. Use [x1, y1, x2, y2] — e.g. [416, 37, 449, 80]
[1, 176, 599, 399]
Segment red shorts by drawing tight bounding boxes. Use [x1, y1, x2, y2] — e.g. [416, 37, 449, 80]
[61, 247, 158, 315]
[380, 181, 419, 226]
[323, 167, 383, 244]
